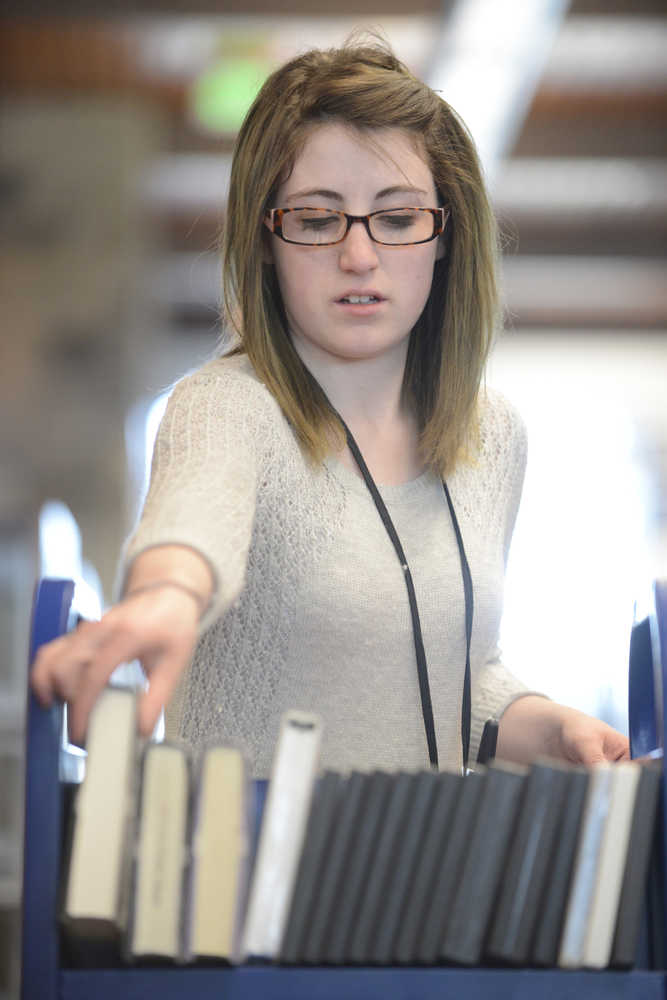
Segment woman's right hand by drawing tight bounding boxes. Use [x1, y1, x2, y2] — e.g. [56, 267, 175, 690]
[31, 545, 215, 744]
[31, 584, 202, 745]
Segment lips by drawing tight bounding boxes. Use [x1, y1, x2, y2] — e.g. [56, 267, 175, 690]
[336, 291, 385, 304]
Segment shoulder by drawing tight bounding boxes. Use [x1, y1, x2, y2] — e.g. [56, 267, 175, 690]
[167, 353, 283, 422]
[476, 385, 527, 471]
[448, 386, 527, 543]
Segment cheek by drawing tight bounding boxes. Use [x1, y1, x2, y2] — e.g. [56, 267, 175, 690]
[401, 252, 438, 302]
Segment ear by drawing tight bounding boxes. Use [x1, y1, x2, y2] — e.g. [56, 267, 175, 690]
[435, 235, 446, 261]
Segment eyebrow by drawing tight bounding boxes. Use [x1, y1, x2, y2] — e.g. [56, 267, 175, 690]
[284, 184, 428, 203]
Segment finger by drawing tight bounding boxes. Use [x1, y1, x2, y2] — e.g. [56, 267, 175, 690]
[31, 637, 69, 706]
[565, 734, 606, 766]
[67, 630, 151, 744]
[31, 625, 108, 705]
[606, 734, 630, 761]
[137, 645, 192, 738]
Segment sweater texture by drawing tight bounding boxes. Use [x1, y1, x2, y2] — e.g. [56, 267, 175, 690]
[122, 353, 530, 777]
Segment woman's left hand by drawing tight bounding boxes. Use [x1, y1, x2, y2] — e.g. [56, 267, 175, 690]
[553, 704, 630, 765]
[496, 695, 630, 766]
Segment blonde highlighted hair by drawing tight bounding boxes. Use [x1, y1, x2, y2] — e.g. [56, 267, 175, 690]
[222, 42, 500, 475]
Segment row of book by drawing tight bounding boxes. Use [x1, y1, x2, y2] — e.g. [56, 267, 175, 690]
[61, 686, 661, 970]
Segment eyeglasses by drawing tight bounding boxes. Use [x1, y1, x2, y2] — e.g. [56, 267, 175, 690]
[265, 206, 449, 247]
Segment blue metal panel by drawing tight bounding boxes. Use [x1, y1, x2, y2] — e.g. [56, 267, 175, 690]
[629, 616, 660, 758]
[653, 579, 667, 977]
[58, 966, 665, 1000]
[21, 579, 74, 1000]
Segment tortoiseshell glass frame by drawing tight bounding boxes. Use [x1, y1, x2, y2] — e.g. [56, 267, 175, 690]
[265, 206, 449, 246]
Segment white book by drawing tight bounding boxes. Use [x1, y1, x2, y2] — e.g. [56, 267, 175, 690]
[129, 742, 189, 961]
[185, 745, 248, 964]
[558, 764, 613, 969]
[63, 687, 137, 945]
[241, 710, 323, 958]
[583, 761, 642, 968]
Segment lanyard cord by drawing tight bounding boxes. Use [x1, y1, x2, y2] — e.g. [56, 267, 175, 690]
[338, 418, 474, 771]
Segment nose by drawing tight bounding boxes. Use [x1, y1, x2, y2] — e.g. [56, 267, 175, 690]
[338, 219, 379, 273]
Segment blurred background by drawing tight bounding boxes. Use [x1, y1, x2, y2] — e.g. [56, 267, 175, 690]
[0, 1, 665, 993]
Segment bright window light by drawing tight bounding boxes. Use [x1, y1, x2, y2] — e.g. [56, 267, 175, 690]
[489, 334, 663, 734]
[38, 500, 103, 621]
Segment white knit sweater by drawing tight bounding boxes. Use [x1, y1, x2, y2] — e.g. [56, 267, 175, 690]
[123, 353, 530, 777]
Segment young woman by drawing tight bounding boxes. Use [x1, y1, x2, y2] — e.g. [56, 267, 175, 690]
[32, 42, 628, 775]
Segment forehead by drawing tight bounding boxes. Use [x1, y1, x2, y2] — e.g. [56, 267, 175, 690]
[277, 122, 436, 196]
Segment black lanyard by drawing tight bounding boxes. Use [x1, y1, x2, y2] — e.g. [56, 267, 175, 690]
[338, 418, 474, 771]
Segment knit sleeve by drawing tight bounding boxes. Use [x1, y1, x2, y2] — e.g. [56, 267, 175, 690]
[468, 389, 546, 761]
[118, 361, 268, 630]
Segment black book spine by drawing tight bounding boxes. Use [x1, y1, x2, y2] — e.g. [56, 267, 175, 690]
[610, 764, 661, 969]
[280, 771, 344, 964]
[392, 770, 465, 965]
[415, 770, 486, 965]
[321, 771, 393, 965]
[370, 770, 441, 965]
[530, 768, 590, 967]
[485, 762, 571, 965]
[299, 771, 370, 964]
[440, 763, 526, 966]
[345, 772, 416, 964]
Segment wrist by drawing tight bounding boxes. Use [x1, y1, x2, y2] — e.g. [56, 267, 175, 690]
[123, 544, 215, 618]
[497, 695, 559, 765]
[124, 579, 209, 619]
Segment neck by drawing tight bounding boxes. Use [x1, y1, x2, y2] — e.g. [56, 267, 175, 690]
[293, 341, 423, 484]
[295, 340, 408, 430]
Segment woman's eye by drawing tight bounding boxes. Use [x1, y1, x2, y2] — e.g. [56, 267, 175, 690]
[299, 214, 339, 230]
[377, 212, 417, 229]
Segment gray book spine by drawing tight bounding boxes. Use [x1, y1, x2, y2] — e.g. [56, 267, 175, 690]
[485, 762, 571, 965]
[441, 763, 526, 966]
[611, 765, 661, 969]
[280, 771, 344, 964]
[345, 772, 416, 964]
[415, 770, 486, 964]
[320, 771, 392, 964]
[370, 771, 441, 965]
[300, 771, 369, 964]
[393, 770, 466, 964]
[531, 767, 590, 967]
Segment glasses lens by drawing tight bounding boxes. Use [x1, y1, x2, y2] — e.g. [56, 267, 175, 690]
[369, 209, 433, 245]
[282, 209, 346, 245]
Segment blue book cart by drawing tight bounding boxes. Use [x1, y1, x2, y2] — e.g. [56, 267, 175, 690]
[21, 577, 667, 1000]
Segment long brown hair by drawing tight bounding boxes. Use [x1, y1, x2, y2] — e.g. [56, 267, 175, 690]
[222, 42, 500, 475]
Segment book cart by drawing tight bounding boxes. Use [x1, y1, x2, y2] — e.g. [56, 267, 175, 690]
[21, 578, 667, 1000]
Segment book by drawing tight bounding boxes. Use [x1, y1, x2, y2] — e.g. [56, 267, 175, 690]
[645, 797, 665, 971]
[530, 766, 590, 967]
[314, 769, 393, 964]
[241, 710, 323, 959]
[127, 741, 190, 962]
[611, 763, 661, 968]
[370, 769, 441, 965]
[345, 771, 416, 964]
[280, 770, 344, 964]
[581, 761, 642, 968]
[299, 770, 370, 964]
[185, 745, 248, 964]
[413, 769, 484, 965]
[558, 764, 614, 969]
[440, 761, 527, 966]
[61, 686, 137, 963]
[485, 759, 572, 965]
[392, 769, 464, 964]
